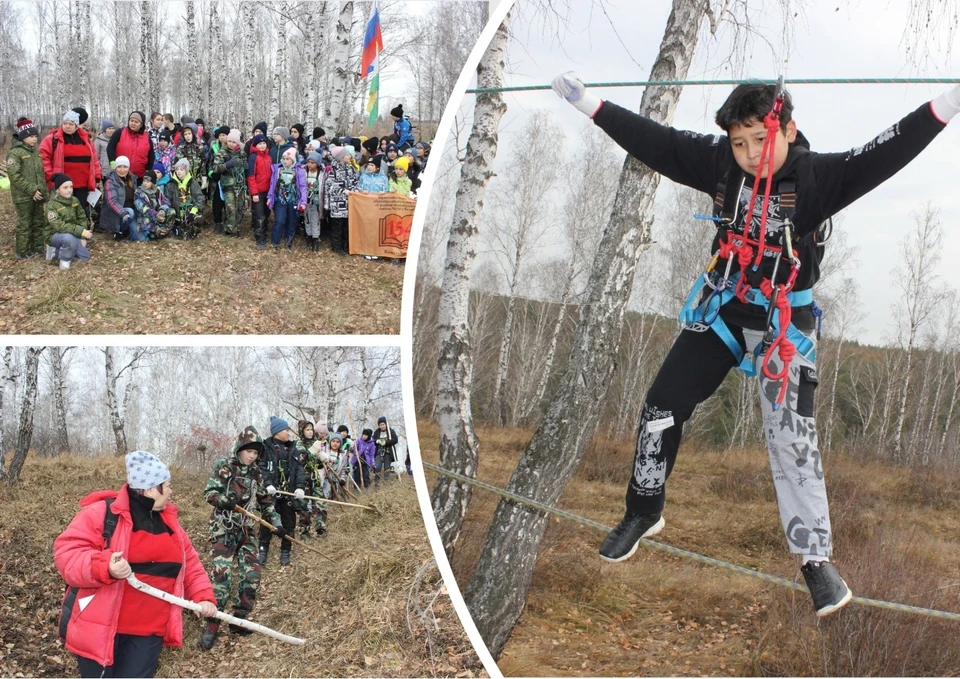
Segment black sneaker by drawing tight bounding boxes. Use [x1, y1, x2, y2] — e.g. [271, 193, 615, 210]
[599, 513, 665, 562]
[801, 561, 852, 616]
[199, 619, 219, 650]
[257, 545, 268, 565]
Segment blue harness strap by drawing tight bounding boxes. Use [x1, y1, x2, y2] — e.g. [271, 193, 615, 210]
[678, 272, 817, 376]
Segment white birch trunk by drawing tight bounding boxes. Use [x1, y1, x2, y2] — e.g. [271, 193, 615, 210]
[462, 0, 708, 658]
[429, 11, 512, 557]
[0, 347, 11, 478]
[325, 1, 353, 133]
[138, 0, 150, 107]
[104, 347, 128, 457]
[491, 286, 517, 424]
[5, 348, 42, 486]
[242, 2, 255, 130]
[51, 348, 70, 455]
[186, 1, 197, 113]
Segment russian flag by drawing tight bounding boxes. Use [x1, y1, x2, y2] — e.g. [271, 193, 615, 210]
[361, 1, 383, 78]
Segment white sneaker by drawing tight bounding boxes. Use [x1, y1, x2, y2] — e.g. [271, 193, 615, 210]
[45, 245, 57, 261]
[59, 259, 71, 270]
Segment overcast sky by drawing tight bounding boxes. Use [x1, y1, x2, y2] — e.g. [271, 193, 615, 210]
[481, 0, 960, 346]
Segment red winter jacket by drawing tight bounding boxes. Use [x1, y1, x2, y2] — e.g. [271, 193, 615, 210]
[38, 127, 101, 190]
[53, 485, 215, 667]
[247, 147, 273, 195]
[112, 127, 153, 178]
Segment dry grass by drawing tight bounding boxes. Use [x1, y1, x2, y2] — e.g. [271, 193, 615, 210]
[0, 188, 403, 335]
[420, 419, 960, 676]
[0, 453, 483, 678]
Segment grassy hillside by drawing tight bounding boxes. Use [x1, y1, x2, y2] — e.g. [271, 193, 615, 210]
[420, 421, 960, 677]
[0, 453, 482, 678]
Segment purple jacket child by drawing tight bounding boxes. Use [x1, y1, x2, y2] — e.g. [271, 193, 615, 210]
[353, 435, 376, 468]
[266, 148, 307, 247]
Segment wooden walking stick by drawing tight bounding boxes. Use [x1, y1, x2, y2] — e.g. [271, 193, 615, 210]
[321, 458, 362, 504]
[234, 505, 336, 563]
[347, 404, 365, 490]
[125, 575, 305, 645]
[274, 489, 382, 516]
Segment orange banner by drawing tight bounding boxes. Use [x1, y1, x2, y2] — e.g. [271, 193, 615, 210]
[347, 192, 416, 258]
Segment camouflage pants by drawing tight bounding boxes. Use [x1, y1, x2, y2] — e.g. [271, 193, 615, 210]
[13, 200, 44, 256]
[297, 481, 327, 535]
[209, 534, 261, 615]
[222, 187, 243, 236]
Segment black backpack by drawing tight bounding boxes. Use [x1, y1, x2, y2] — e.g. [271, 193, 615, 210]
[57, 498, 119, 642]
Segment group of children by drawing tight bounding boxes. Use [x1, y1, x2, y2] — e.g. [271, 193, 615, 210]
[199, 415, 401, 650]
[4, 104, 429, 269]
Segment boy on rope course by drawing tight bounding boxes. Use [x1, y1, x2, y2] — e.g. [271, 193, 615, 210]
[552, 72, 960, 616]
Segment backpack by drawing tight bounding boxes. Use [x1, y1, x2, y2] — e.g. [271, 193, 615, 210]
[57, 498, 119, 642]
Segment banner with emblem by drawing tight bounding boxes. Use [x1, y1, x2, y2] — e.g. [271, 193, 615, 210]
[347, 192, 415, 259]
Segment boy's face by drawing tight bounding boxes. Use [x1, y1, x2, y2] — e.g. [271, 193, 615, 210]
[23, 134, 38, 147]
[176, 166, 187, 179]
[238, 447, 258, 466]
[57, 181, 74, 198]
[256, 141, 267, 151]
[159, 139, 169, 148]
[728, 118, 796, 178]
[273, 133, 285, 145]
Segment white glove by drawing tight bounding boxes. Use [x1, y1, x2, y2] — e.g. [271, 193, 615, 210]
[551, 71, 603, 118]
[932, 84, 960, 122]
[266, 485, 277, 496]
[294, 488, 305, 500]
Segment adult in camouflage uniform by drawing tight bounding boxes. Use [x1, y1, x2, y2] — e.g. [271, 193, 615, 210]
[6, 118, 48, 259]
[210, 129, 248, 237]
[200, 426, 287, 651]
[43, 174, 93, 270]
[295, 420, 327, 539]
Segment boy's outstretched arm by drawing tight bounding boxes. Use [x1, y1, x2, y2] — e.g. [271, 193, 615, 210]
[808, 84, 959, 219]
[552, 71, 721, 195]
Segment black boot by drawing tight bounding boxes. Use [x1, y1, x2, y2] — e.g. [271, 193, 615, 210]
[199, 619, 219, 650]
[257, 544, 269, 565]
[279, 549, 291, 566]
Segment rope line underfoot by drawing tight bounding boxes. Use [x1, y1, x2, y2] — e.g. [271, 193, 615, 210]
[466, 77, 960, 94]
[423, 461, 960, 622]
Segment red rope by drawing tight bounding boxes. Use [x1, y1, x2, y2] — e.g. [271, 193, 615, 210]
[759, 279, 796, 408]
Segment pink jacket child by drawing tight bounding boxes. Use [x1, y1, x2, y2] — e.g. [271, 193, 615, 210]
[54, 458, 215, 671]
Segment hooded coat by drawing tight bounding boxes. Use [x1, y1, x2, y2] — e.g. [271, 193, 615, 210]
[53, 486, 215, 667]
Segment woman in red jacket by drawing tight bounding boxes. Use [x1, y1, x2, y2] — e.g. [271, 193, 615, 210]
[38, 109, 102, 217]
[54, 451, 217, 678]
[106, 110, 155, 180]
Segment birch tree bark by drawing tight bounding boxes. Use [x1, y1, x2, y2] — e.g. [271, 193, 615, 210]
[462, 0, 708, 658]
[104, 348, 150, 457]
[325, 1, 354, 132]
[206, 0, 219, 120]
[429, 10, 511, 558]
[0, 347, 13, 479]
[50, 347, 71, 455]
[186, 1, 198, 113]
[5, 347, 42, 486]
[268, 1, 285, 125]
[138, 0, 150, 107]
[242, 1, 255, 130]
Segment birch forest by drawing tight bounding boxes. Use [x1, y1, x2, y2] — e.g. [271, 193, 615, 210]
[0, 0, 486, 136]
[0, 345, 403, 484]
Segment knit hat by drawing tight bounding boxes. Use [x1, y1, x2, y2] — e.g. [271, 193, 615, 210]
[349, 138, 362, 153]
[315, 422, 329, 438]
[403, 147, 416, 157]
[366, 156, 382, 170]
[101, 120, 115, 132]
[394, 157, 411, 172]
[51, 173, 72, 190]
[180, 114, 195, 124]
[269, 416, 291, 436]
[386, 143, 399, 154]
[63, 110, 81, 126]
[312, 126, 325, 140]
[281, 147, 297, 163]
[215, 125, 230, 138]
[158, 129, 172, 142]
[328, 433, 343, 447]
[337, 425, 349, 435]
[390, 104, 404, 118]
[174, 158, 190, 172]
[378, 416, 388, 425]
[362, 137, 379, 153]
[291, 123, 305, 137]
[273, 126, 290, 140]
[71, 107, 89, 125]
[125, 450, 171, 490]
[362, 428, 373, 437]
[226, 129, 241, 144]
[128, 111, 145, 127]
[17, 118, 38, 139]
[195, 117, 205, 126]
[308, 139, 322, 152]
[254, 121, 268, 135]
[306, 151, 324, 167]
[114, 155, 130, 168]
[251, 133, 267, 148]
[152, 162, 166, 175]
[330, 145, 350, 162]
[141, 169, 157, 183]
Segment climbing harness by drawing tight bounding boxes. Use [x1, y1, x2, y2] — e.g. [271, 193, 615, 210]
[679, 76, 822, 409]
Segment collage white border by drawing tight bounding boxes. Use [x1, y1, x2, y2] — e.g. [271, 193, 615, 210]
[3, 0, 516, 675]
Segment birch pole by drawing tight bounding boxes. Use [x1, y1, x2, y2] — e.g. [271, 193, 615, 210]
[429, 10, 511, 558]
[462, 0, 710, 658]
